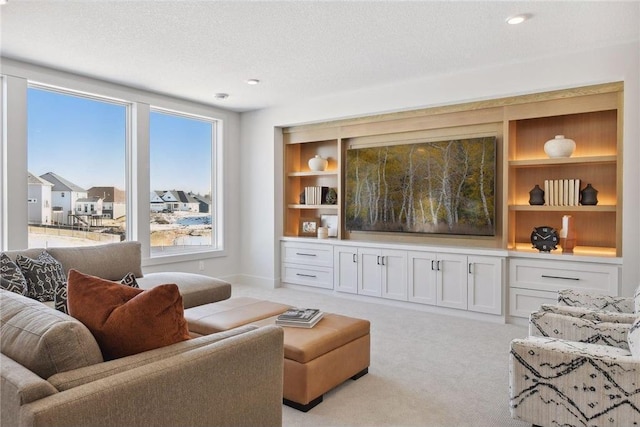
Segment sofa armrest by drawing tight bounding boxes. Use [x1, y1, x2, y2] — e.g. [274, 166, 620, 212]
[48, 325, 258, 391]
[539, 303, 637, 324]
[510, 336, 640, 427]
[19, 325, 284, 427]
[529, 310, 630, 349]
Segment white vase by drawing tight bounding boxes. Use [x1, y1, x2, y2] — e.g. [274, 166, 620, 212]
[544, 135, 576, 158]
[308, 155, 328, 171]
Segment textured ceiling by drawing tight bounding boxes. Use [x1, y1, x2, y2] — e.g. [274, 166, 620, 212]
[1, 1, 638, 112]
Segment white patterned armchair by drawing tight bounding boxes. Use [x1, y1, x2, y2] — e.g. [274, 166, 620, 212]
[509, 288, 640, 426]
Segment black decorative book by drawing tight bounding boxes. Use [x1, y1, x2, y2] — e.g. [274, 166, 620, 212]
[276, 308, 324, 328]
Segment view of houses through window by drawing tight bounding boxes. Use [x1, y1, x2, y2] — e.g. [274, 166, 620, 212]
[26, 87, 217, 254]
[27, 86, 128, 248]
[149, 109, 214, 253]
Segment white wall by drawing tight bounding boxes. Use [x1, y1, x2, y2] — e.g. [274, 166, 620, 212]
[1, 59, 243, 281]
[239, 41, 640, 295]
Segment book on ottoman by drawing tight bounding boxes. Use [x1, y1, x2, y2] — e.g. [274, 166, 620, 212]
[276, 308, 324, 328]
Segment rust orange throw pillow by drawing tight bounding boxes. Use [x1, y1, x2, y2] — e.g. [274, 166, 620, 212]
[67, 269, 190, 360]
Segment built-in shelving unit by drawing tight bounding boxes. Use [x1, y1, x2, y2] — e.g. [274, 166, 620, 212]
[281, 82, 624, 322]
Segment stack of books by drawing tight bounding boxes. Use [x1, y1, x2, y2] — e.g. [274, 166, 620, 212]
[275, 308, 324, 328]
[544, 179, 581, 206]
[304, 186, 328, 205]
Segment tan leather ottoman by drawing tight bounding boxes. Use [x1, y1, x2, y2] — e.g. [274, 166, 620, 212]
[184, 298, 371, 412]
[253, 313, 370, 412]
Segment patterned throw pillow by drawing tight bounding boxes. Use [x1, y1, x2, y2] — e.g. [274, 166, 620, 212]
[0, 253, 28, 295]
[16, 251, 65, 302]
[628, 317, 640, 358]
[634, 285, 640, 315]
[55, 271, 140, 314]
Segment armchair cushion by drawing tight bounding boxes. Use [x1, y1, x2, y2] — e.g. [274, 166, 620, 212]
[540, 303, 637, 324]
[557, 288, 634, 313]
[530, 310, 630, 349]
[67, 269, 190, 360]
[510, 336, 640, 426]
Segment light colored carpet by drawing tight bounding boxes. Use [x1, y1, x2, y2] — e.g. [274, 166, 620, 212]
[230, 283, 531, 427]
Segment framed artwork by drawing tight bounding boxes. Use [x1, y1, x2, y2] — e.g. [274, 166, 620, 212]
[321, 214, 338, 237]
[299, 218, 320, 237]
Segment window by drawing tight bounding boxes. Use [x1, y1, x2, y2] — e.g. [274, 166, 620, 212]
[27, 86, 127, 247]
[149, 109, 218, 255]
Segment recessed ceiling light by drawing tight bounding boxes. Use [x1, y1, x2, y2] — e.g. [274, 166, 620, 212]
[213, 93, 229, 100]
[246, 79, 260, 85]
[506, 14, 531, 25]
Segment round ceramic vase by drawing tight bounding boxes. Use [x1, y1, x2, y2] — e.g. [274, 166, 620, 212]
[544, 135, 576, 158]
[308, 155, 328, 171]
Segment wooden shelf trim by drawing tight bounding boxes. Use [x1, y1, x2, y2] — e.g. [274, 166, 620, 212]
[509, 205, 616, 212]
[288, 204, 340, 210]
[509, 155, 616, 167]
[287, 171, 338, 177]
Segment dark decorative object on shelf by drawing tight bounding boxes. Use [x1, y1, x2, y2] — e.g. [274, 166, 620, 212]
[299, 191, 305, 205]
[528, 184, 545, 205]
[325, 188, 338, 205]
[580, 183, 598, 205]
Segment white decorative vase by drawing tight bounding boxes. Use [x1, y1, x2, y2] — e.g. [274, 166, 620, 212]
[308, 155, 328, 171]
[544, 135, 576, 158]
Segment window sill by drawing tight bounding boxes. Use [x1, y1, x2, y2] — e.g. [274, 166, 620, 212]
[143, 247, 226, 267]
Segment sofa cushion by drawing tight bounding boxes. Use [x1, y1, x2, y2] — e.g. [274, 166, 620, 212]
[16, 251, 66, 302]
[0, 289, 104, 379]
[67, 269, 190, 360]
[54, 271, 139, 315]
[47, 241, 143, 280]
[0, 253, 27, 295]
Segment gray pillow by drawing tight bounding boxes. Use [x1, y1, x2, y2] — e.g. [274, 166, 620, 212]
[16, 251, 66, 302]
[0, 253, 27, 295]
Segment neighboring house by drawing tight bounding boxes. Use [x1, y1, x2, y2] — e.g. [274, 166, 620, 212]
[150, 191, 166, 213]
[189, 192, 212, 213]
[39, 172, 87, 226]
[88, 186, 125, 219]
[75, 197, 103, 216]
[151, 190, 200, 213]
[27, 172, 53, 225]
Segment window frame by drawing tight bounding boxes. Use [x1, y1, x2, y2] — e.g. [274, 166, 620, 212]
[148, 106, 223, 258]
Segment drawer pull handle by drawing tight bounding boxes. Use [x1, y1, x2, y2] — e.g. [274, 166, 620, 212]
[296, 273, 317, 278]
[541, 274, 580, 281]
[296, 252, 317, 257]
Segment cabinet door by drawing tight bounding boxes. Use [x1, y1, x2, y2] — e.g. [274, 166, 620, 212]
[359, 248, 382, 297]
[381, 249, 408, 301]
[436, 254, 468, 310]
[467, 256, 503, 315]
[408, 251, 437, 305]
[333, 245, 358, 294]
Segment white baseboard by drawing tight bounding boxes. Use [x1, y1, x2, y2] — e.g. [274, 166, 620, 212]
[234, 274, 280, 289]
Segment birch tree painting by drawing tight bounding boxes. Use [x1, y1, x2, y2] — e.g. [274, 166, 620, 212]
[345, 137, 495, 236]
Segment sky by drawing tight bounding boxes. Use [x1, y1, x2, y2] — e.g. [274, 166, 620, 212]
[28, 87, 212, 195]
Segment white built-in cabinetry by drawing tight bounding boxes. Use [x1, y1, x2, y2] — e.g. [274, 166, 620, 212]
[283, 240, 505, 318]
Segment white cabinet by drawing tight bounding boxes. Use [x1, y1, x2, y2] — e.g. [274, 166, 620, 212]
[333, 245, 358, 294]
[335, 246, 407, 300]
[468, 256, 503, 315]
[508, 257, 620, 318]
[408, 252, 503, 314]
[281, 241, 334, 289]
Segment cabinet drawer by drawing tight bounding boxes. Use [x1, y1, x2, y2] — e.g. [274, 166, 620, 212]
[282, 263, 333, 289]
[509, 258, 619, 295]
[509, 288, 557, 318]
[281, 242, 333, 267]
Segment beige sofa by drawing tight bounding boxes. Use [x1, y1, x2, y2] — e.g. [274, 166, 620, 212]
[1, 242, 285, 426]
[1, 289, 284, 427]
[1, 241, 231, 308]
